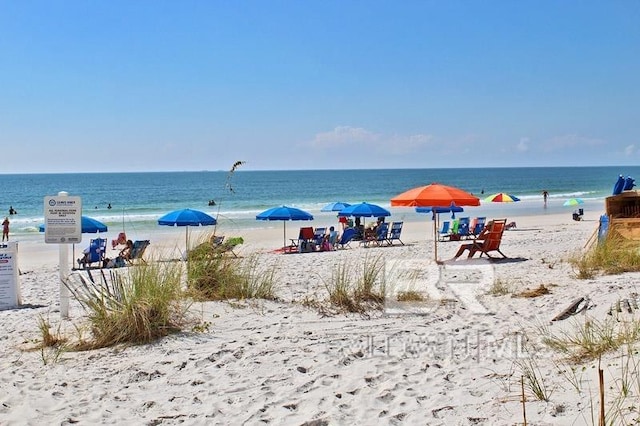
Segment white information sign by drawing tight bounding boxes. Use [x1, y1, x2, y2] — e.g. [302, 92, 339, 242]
[0, 242, 20, 310]
[44, 195, 82, 244]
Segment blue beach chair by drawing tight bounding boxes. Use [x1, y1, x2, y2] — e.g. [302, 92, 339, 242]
[337, 228, 356, 249]
[438, 221, 451, 242]
[386, 221, 404, 245]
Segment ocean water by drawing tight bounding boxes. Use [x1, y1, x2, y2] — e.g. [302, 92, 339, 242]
[1, 166, 637, 240]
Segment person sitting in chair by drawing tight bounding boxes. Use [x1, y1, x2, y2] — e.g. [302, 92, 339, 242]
[119, 240, 134, 260]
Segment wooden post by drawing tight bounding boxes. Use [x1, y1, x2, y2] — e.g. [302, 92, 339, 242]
[598, 367, 605, 426]
[521, 375, 527, 426]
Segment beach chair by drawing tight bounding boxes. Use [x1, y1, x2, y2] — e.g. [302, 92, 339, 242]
[77, 237, 107, 269]
[337, 227, 356, 249]
[386, 221, 405, 245]
[288, 226, 315, 253]
[449, 219, 460, 240]
[453, 219, 508, 259]
[212, 235, 242, 257]
[127, 240, 150, 264]
[361, 222, 389, 247]
[470, 217, 486, 237]
[313, 227, 327, 247]
[438, 221, 451, 242]
[457, 217, 471, 240]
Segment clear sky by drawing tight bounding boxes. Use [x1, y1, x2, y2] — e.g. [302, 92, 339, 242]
[1, 1, 639, 173]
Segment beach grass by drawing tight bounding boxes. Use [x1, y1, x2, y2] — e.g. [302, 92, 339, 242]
[486, 278, 515, 296]
[186, 251, 277, 301]
[323, 254, 385, 313]
[539, 315, 640, 363]
[571, 235, 640, 278]
[65, 262, 187, 349]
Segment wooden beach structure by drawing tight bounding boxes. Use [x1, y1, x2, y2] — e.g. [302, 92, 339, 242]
[605, 191, 640, 240]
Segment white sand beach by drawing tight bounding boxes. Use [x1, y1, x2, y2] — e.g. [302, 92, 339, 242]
[2, 210, 638, 425]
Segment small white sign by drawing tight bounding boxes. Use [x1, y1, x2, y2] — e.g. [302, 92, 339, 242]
[0, 242, 20, 310]
[44, 195, 82, 244]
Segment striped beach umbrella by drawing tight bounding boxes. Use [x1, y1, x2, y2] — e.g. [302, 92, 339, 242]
[563, 198, 584, 206]
[484, 193, 520, 203]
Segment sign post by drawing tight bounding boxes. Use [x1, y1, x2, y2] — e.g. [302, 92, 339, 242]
[0, 242, 20, 310]
[44, 192, 82, 319]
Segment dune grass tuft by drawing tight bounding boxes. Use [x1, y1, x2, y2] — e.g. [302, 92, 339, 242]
[539, 316, 640, 363]
[570, 235, 640, 279]
[187, 252, 277, 301]
[65, 262, 187, 350]
[323, 254, 385, 313]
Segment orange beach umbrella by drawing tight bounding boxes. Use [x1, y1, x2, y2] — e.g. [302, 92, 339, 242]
[391, 183, 481, 208]
[391, 183, 480, 261]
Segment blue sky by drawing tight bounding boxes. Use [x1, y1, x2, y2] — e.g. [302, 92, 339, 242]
[1, 1, 639, 173]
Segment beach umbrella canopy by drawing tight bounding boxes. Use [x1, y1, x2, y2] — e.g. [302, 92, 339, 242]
[158, 208, 217, 227]
[256, 206, 314, 250]
[39, 215, 108, 234]
[391, 183, 479, 262]
[321, 202, 352, 212]
[563, 198, 584, 207]
[337, 202, 391, 218]
[484, 193, 520, 203]
[158, 208, 217, 255]
[390, 183, 480, 208]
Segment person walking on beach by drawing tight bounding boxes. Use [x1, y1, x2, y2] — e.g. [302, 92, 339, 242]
[543, 190, 549, 207]
[2, 217, 9, 241]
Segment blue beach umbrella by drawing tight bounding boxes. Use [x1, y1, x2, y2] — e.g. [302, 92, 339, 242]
[321, 202, 352, 212]
[415, 204, 465, 220]
[337, 202, 391, 234]
[337, 202, 391, 218]
[158, 208, 217, 227]
[158, 208, 217, 254]
[256, 206, 314, 249]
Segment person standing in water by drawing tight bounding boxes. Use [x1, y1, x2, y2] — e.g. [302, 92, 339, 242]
[543, 190, 549, 208]
[2, 216, 9, 241]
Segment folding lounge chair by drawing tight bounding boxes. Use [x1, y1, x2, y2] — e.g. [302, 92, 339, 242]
[337, 227, 356, 249]
[212, 235, 242, 257]
[386, 221, 405, 245]
[438, 221, 451, 242]
[361, 222, 389, 247]
[457, 217, 471, 240]
[288, 227, 315, 253]
[78, 237, 107, 269]
[453, 219, 508, 259]
[127, 240, 150, 264]
[471, 217, 486, 237]
[313, 227, 327, 247]
[449, 219, 460, 240]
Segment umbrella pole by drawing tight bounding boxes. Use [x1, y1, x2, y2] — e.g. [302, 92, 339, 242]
[283, 222, 286, 251]
[434, 215, 438, 262]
